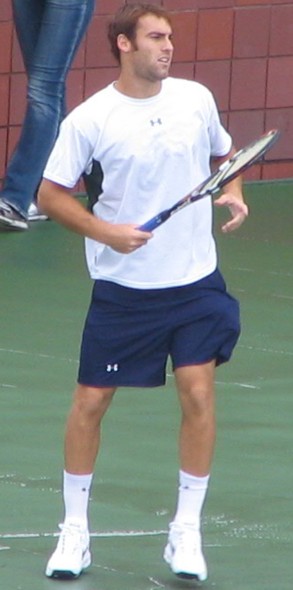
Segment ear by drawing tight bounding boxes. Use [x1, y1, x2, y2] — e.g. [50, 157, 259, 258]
[117, 33, 132, 55]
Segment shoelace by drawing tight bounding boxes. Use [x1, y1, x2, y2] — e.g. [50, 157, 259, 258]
[57, 523, 85, 556]
[172, 525, 201, 555]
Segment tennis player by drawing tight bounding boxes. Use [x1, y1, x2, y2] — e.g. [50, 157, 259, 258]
[39, 2, 248, 582]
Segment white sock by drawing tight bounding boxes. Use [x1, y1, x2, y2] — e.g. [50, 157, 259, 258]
[63, 471, 93, 529]
[173, 470, 210, 530]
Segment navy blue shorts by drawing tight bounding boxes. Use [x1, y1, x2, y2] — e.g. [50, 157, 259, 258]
[78, 269, 240, 388]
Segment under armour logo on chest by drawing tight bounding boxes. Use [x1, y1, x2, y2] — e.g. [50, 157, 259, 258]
[150, 118, 162, 126]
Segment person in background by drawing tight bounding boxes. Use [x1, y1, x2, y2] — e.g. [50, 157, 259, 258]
[39, 3, 248, 583]
[0, 0, 95, 231]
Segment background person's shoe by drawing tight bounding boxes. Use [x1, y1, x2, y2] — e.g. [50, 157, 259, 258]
[28, 201, 48, 221]
[0, 202, 28, 230]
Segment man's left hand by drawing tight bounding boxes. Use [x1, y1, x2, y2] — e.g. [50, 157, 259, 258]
[214, 193, 249, 233]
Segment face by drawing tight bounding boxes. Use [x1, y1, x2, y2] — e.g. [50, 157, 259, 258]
[120, 14, 174, 83]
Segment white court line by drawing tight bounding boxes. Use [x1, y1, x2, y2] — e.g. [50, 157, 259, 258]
[168, 374, 260, 389]
[272, 293, 293, 301]
[148, 578, 165, 588]
[1, 342, 292, 362]
[0, 347, 78, 364]
[228, 266, 293, 279]
[0, 529, 167, 540]
[238, 344, 293, 356]
[216, 381, 259, 390]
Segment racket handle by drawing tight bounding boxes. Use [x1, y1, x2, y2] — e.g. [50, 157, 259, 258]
[138, 218, 160, 231]
[138, 210, 170, 231]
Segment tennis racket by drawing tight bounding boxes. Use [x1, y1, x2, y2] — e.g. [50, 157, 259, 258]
[139, 129, 280, 232]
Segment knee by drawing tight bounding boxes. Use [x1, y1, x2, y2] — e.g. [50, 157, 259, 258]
[188, 384, 212, 406]
[176, 363, 215, 418]
[28, 75, 64, 107]
[179, 383, 215, 422]
[72, 385, 115, 421]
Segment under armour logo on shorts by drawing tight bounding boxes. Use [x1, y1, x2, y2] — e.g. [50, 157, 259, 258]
[106, 363, 119, 372]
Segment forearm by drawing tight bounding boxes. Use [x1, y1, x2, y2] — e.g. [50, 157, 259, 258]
[222, 173, 244, 202]
[38, 179, 112, 242]
[38, 178, 152, 253]
[212, 146, 248, 232]
[213, 146, 244, 202]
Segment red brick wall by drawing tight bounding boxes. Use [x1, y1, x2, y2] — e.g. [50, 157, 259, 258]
[1, 0, 293, 183]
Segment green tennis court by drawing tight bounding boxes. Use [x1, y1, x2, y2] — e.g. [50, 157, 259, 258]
[1, 180, 292, 589]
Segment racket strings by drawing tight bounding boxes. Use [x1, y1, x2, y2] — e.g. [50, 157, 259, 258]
[199, 130, 280, 195]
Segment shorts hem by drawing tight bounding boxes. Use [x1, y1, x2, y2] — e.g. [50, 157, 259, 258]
[173, 352, 233, 370]
[77, 379, 166, 388]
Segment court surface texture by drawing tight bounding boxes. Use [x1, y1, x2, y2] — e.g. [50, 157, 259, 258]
[1, 180, 292, 590]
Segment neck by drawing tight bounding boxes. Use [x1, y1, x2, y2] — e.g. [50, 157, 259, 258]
[114, 75, 162, 99]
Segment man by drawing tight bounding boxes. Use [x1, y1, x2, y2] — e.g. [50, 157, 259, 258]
[39, 3, 248, 582]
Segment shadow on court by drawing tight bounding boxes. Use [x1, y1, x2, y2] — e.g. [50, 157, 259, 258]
[0, 181, 292, 589]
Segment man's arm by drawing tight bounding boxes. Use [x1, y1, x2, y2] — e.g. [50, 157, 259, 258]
[38, 179, 152, 254]
[212, 146, 249, 233]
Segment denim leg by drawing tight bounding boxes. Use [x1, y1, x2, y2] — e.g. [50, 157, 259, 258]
[12, 0, 46, 73]
[1, 0, 95, 217]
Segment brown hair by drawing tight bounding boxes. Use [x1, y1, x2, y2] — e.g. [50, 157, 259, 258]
[108, 3, 172, 62]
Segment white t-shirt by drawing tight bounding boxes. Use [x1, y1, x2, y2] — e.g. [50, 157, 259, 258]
[44, 77, 232, 289]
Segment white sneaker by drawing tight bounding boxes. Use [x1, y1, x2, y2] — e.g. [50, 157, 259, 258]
[164, 522, 208, 581]
[28, 202, 48, 221]
[45, 520, 91, 579]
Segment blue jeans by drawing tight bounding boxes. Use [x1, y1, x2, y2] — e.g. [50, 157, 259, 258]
[1, 0, 95, 217]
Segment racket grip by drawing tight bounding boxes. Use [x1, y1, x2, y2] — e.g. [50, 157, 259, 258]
[138, 216, 162, 231]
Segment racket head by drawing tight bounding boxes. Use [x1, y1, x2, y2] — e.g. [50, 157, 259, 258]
[192, 129, 280, 199]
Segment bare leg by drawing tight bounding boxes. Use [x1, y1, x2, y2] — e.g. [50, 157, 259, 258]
[174, 360, 216, 476]
[45, 384, 116, 578]
[163, 362, 216, 579]
[64, 384, 116, 474]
